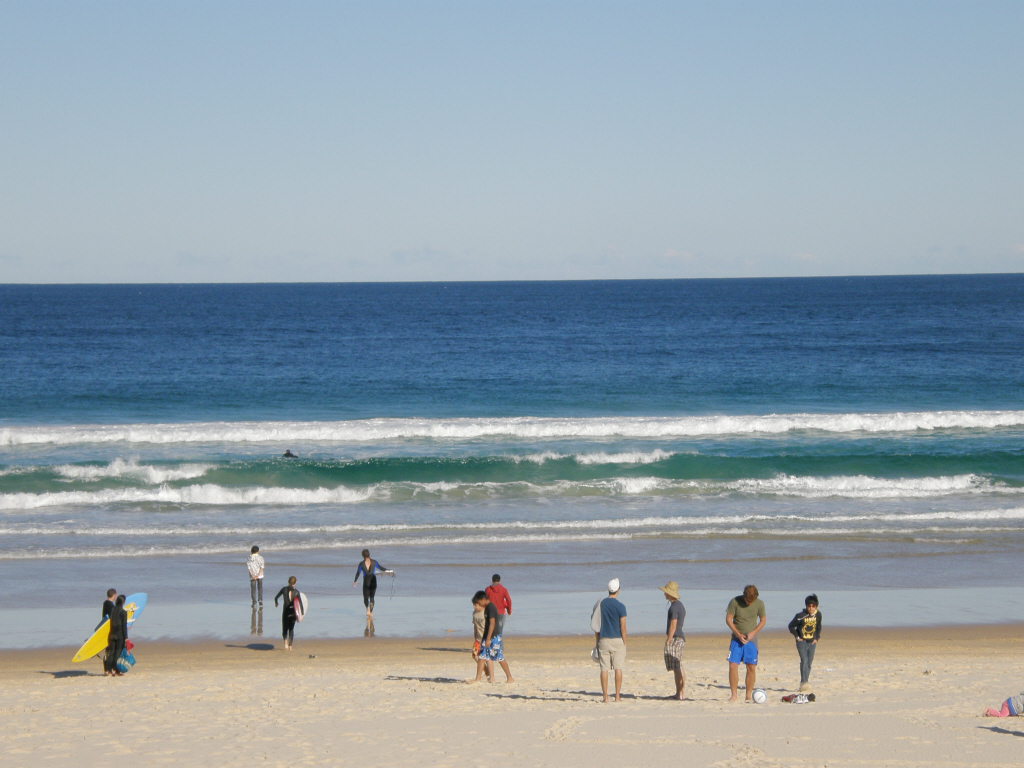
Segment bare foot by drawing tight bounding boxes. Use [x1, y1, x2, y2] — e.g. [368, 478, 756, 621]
[614, 696, 621, 702]
[466, 678, 481, 684]
[729, 694, 739, 702]
[602, 697, 610, 703]
[505, 678, 516, 684]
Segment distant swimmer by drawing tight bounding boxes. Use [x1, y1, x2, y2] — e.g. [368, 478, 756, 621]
[282, 450, 297, 458]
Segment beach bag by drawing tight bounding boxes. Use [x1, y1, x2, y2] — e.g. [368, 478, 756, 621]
[116, 649, 136, 674]
[590, 646, 601, 664]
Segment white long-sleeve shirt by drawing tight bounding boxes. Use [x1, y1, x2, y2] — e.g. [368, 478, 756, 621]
[247, 553, 265, 580]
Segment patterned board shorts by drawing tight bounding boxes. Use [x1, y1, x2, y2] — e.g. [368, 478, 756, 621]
[479, 635, 504, 662]
[664, 637, 685, 672]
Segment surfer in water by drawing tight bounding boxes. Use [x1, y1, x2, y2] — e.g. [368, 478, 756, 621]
[274, 576, 301, 651]
[282, 449, 296, 458]
[353, 549, 391, 619]
[103, 595, 127, 677]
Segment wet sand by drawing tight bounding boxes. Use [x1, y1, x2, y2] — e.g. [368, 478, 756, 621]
[1, 625, 1021, 767]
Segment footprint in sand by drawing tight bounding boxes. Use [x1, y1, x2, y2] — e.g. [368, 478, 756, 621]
[544, 717, 584, 741]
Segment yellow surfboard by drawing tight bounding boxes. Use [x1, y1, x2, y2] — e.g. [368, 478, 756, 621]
[71, 593, 147, 663]
[72, 620, 110, 663]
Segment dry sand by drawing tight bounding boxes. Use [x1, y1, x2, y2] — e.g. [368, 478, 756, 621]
[1, 625, 1021, 767]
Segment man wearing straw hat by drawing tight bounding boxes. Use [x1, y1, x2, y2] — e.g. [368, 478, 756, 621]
[659, 581, 687, 700]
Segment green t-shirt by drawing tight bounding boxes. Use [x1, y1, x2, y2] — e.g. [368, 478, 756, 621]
[727, 596, 765, 634]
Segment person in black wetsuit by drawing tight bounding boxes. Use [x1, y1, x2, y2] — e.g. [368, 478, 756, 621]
[96, 588, 117, 631]
[274, 576, 301, 650]
[353, 549, 389, 619]
[282, 450, 296, 458]
[104, 595, 127, 677]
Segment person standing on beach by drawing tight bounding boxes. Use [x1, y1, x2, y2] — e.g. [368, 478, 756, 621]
[247, 546, 265, 607]
[485, 574, 512, 636]
[788, 594, 822, 692]
[726, 585, 766, 702]
[472, 598, 486, 662]
[274, 576, 301, 651]
[353, 549, 388, 619]
[659, 581, 686, 701]
[103, 595, 127, 677]
[96, 588, 117, 631]
[470, 590, 514, 683]
[595, 578, 628, 703]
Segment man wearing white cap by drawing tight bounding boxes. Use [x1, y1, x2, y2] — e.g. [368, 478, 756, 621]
[594, 578, 628, 703]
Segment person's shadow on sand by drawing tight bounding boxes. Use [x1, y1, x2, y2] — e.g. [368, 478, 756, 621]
[385, 675, 464, 684]
[980, 725, 1024, 738]
[225, 643, 275, 651]
[40, 670, 93, 679]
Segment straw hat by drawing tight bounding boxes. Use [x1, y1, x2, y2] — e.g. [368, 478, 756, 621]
[658, 581, 680, 600]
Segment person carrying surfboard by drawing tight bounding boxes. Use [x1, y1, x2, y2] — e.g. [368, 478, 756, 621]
[274, 576, 303, 651]
[103, 595, 128, 677]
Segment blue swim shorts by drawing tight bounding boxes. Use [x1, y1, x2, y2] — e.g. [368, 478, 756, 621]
[479, 635, 504, 662]
[727, 637, 758, 665]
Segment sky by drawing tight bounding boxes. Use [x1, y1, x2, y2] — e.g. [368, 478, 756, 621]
[1, 1, 1022, 283]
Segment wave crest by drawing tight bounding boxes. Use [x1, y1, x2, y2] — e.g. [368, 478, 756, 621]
[3, 410, 1024, 445]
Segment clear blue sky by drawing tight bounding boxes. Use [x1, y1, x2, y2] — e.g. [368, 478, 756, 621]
[1, 1, 1022, 282]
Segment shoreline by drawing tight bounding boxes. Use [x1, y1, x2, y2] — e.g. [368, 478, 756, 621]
[4, 623, 1023, 670]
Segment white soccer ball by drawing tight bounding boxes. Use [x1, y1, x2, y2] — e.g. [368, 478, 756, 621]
[751, 688, 767, 704]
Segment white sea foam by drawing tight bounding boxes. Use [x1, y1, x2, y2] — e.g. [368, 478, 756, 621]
[54, 458, 213, 484]
[574, 449, 677, 465]
[508, 449, 677, 464]
[4, 519, 1022, 559]
[0, 473, 1017, 510]
[3, 410, 1024, 445]
[5, 506, 1024, 539]
[0, 484, 376, 510]
[0, 532, 639, 560]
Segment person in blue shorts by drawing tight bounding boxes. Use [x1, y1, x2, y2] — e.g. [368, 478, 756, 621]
[726, 585, 766, 702]
[469, 590, 514, 684]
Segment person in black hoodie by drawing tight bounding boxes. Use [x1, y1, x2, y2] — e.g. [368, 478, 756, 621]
[104, 595, 128, 677]
[787, 594, 822, 692]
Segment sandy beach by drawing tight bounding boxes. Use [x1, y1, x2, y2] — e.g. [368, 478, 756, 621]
[1, 625, 1020, 767]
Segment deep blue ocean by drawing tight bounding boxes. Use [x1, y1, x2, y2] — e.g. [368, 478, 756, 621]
[2, 276, 1024, 641]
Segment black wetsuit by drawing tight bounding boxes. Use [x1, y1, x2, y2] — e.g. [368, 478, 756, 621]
[275, 586, 299, 642]
[355, 559, 385, 611]
[96, 598, 115, 631]
[104, 605, 127, 674]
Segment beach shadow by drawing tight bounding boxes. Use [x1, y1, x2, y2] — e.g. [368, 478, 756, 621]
[545, 689, 637, 700]
[225, 643, 275, 651]
[385, 675, 464, 684]
[41, 670, 92, 679]
[485, 693, 582, 702]
[980, 725, 1024, 738]
[418, 647, 469, 653]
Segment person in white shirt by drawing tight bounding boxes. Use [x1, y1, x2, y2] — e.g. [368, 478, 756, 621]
[247, 546, 265, 606]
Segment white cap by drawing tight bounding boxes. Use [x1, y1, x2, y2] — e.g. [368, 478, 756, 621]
[607, 578, 620, 593]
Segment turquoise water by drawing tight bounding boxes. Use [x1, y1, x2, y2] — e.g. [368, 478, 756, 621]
[1, 277, 1023, 638]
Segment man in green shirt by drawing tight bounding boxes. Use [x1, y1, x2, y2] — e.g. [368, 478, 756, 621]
[725, 584, 766, 702]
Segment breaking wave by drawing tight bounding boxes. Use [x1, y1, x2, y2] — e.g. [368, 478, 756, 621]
[3, 410, 1024, 445]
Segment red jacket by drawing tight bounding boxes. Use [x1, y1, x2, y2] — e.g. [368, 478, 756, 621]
[485, 583, 512, 615]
